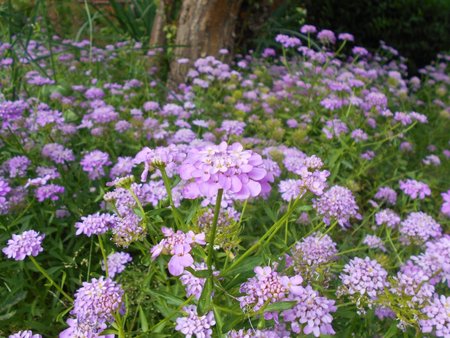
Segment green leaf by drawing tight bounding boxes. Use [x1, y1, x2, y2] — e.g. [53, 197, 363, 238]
[185, 267, 210, 278]
[197, 277, 213, 315]
[264, 301, 297, 312]
[146, 289, 185, 306]
[139, 305, 149, 332]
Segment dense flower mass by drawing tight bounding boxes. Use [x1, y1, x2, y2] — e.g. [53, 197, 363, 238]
[151, 227, 206, 276]
[175, 305, 215, 338]
[2, 230, 44, 260]
[313, 186, 361, 228]
[339, 257, 388, 300]
[239, 266, 302, 313]
[399, 179, 431, 200]
[399, 212, 442, 245]
[283, 285, 337, 337]
[80, 150, 111, 179]
[75, 212, 118, 237]
[375, 209, 400, 228]
[420, 295, 450, 337]
[0, 17, 449, 338]
[9, 331, 42, 338]
[291, 233, 338, 280]
[179, 142, 270, 200]
[72, 277, 123, 329]
[102, 252, 132, 278]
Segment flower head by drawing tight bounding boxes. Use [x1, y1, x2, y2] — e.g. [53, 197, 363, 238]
[283, 285, 337, 337]
[175, 305, 215, 338]
[179, 142, 270, 200]
[72, 277, 124, 326]
[151, 227, 205, 276]
[399, 179, 431, 200]
[313, 186, 361, 228]
[9, 331, 42, 338]
[2, 230, 44, 260]
[399, 212, 442, 245]
[339, 257, 388, 300]
[75, 213, 118, 237]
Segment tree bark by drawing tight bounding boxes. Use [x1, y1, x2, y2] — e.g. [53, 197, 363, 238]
[150, 0, 173, 48]
[169, 0, 244, 84]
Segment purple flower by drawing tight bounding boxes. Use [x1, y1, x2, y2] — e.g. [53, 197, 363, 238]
[4, 156, 31, 178]
[0, 177, 11, 196]
[85, 87, 105, 100]
[300, 25, 317, 34]
[35, 184, 65, 202]
[391, 263, 434, 305]
[151, 227, 205, 276]
[80, 150, 111, 180]
[363, 235, 386, 252]
[374, 306, 396, 320]
[339, 257, 388, 300]
[291, 233, 337, 277]
[2, 230, 45, 260]
[9, 331, 42, 338]
[275, 34, 301, 48]
[410, 235, 450, 286]
[109, 156, 134, 179]
[338, 33, 354, 42]
[375, 209, 400, 228]
[351, 129, 368, 142]
[219, 120, 246, 138]
[399, 179, 431, 200]
[75, 213, 118, 237]
[423, 154, 441, 166]
[283, 285, 337, 337]
[179, 142, 270, 200]
[317, 29, 336, 44]
[42, 143, 75, 164]
[313, 186, 361, 228]
[134, 144, 186, 181]
[72, 277, 123, 327]
[279, 179, 304, 202]
[441, 190, 450, 217]
[175, 305, 215, 338]
[59, 318, 114, 338]
[352, 47, 369, 57]
[112, 212, 145, 247]
[180, 262, 214, 300]
[322, 119, 348, 139]
[102, 252, 132, 278]
[374, 186, 397, 205]
[239, 266, 302, 312]
[420, 295, 450, 337]
[399, 212, 442, 245]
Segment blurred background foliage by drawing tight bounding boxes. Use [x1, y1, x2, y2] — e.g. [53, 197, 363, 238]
[0, 0, 449, 75]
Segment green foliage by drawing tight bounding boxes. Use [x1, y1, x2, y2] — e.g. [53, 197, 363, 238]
[303, 0, 450, 73]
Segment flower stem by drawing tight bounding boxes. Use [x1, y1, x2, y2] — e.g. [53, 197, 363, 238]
[159, 166, 183, 229]
[223, 196, 301, 275]
[128, 188, 147, 230]
[386, 228, 403, 265]
[29, 256, 73, 302]
[207, 189, 223, 273]
[98, 235, 108, 277]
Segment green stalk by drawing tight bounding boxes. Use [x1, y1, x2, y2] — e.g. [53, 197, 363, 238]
[223, 196, 301, 275]
[29, 256, 73, 302]
[98, 235, 109, 277]
[159, 166, 183, 229]
[386, 228, 403, 265]
[128, 187, 147, 230]
[206, 189, 223, 272]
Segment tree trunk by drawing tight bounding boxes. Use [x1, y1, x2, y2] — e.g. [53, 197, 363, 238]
[150, 0, 173, 48]
[169, 0, 244, 84]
